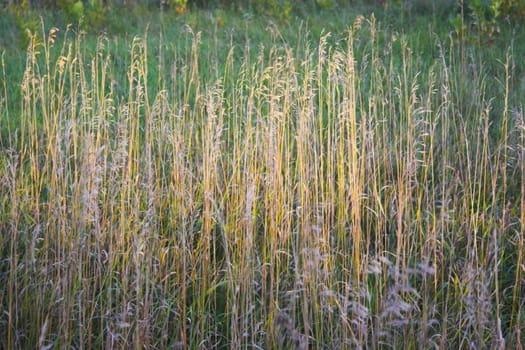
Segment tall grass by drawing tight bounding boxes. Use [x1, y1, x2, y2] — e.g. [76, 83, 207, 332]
[1, 16, 524, 349]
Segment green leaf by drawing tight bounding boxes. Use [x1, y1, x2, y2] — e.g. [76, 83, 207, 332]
[71, 1, 84, 21]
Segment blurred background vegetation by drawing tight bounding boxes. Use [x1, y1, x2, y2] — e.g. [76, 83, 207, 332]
[2, 0, 524, 24]
[0, 0, 523, 50]
[1, 0, 523, 80]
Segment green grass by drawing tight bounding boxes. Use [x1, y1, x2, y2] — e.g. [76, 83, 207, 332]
[1, 2, 524, 349]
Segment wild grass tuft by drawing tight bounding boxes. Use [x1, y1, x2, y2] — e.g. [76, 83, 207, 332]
[1, 13, 524, 349]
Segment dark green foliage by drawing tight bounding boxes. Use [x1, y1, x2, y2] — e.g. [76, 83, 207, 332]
[448, 0, 524, 45]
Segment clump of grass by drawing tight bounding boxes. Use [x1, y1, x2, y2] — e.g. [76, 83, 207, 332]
[1, 14, 524, 349]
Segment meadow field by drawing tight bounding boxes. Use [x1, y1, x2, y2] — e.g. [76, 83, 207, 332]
[1, 2, 524, 349]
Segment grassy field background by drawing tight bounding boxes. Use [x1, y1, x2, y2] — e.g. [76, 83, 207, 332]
[1, 1, 524, 349]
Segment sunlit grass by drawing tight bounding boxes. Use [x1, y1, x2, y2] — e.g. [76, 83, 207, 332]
[1, 14, 524, 349]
